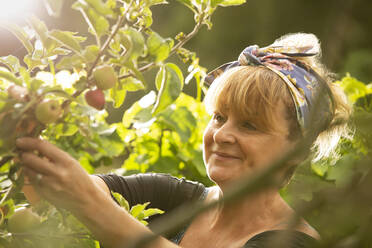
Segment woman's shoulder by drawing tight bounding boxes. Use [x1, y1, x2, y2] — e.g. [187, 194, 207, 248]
[244, 230, 319, 248]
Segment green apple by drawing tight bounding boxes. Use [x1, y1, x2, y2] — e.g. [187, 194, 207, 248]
[85, 89, 105, 110]
[35, 99, 61, 124]
[8, 207, 41, 233]
[93, 65, 117, 90]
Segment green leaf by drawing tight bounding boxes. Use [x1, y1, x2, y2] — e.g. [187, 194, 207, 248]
[78, 156, 95, 174]
[54, 123, 79, 138]
[137, 7, 153, 28]
[120, 28, 145, 62]
[143, 208, 164, 218]
[175, 0, 193, 10]
[151, 156, 179, 174]
[158, 106, 196, 142]
[111, 192, 130, 211]
[93, 14, 110, 37]
[24, 54, 48, 71]
[28, 15, 49, 45]
[211, 0, 245, 7]
[130, 202, 150, 218]
[32, 40, 45, 60]
[110, 84, 127, 108]
[144, 0, 168, 6]
[152, 63, 183, 115]
[337, 75, 372, 104]
[121, 77, 145, 92]
[1, 23, 33, 54]
[0, 67, 22, 85]
[28, 15, 60, 54]
[49, 30, 87, 54]
[125, 62, 147, 87]
[19, 67, 31, 86]
[73, 2, 110, 38]
[82, 0, 114, 16]
[47, 47, 71, 57]
[147, 32, 173, 62]
[56, 54, 84, 71]
[43, 0, 64, 17]
[82, 45, 100, 63]
[0, 56, 20, 73]
[155, 65, 166, 91]
[122, 96, 155, 128]
[326, 154, 360, 187]
[119, 31, 133, 54]
[140, 220, 149, 225]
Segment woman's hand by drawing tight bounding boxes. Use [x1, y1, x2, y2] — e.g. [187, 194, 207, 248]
[16, 137, 101, 213]
[16, 137, 179, 248]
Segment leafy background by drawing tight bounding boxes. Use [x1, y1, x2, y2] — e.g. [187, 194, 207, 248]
[0, 0, 371, 247]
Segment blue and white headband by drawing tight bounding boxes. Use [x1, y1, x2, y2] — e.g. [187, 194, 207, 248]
[205, 44, 334, 133]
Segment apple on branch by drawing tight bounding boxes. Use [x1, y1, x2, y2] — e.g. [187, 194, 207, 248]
[92, 65, 118, 90]
[34, 99, 62, 125]
[85, 88, 105, 110]
[7, 84, 29, 102]
[8, 207, 41, 233]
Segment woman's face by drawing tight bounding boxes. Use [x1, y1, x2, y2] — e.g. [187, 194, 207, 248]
[203, 102, 295, 187]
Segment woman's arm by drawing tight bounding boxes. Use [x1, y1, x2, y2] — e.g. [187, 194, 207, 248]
[72, 181, 178, 248]
[91, 175, 111, 196]
[16, 137, 179, 248]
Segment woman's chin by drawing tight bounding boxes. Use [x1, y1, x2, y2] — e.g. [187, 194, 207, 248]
[208, 169, 240, 187]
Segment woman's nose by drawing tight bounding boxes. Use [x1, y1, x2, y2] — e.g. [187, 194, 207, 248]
[213, 122, 236, 144]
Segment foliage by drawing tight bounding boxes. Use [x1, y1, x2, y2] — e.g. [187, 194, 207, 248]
[282, 74, 372, 246]
[0, 0, 371, 247]
[0, 0, 243, 247]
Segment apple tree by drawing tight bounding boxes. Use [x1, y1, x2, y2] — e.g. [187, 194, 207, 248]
[0, 0, 244, 247]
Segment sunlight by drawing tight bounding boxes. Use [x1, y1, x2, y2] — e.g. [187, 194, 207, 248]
[0, 0, 37, 22]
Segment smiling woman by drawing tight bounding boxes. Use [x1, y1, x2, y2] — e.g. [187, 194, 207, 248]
[17, 32, 351, 248]
[0, 0, 37, 21]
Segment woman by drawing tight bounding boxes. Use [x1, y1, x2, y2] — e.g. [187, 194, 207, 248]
[17, 33, 351, 248]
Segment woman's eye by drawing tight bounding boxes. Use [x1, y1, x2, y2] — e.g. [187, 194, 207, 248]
[243, 121, 257, 131]
[213, 113, 225, 123]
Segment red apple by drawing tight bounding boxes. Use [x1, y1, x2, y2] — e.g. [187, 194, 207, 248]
[85, 89, 105, 110]
[92, 65, 117, 90]
[35, 99, 62, 124]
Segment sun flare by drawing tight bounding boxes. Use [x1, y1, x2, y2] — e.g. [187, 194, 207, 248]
[0, 0, 37, 22]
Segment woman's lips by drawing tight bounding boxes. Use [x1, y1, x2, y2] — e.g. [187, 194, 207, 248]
[213, 151, 240, 160]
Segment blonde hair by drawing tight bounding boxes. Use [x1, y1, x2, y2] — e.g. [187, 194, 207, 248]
[204, 33, 352, 162]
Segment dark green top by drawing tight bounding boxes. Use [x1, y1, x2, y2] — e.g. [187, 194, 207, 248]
[98, 173, 318, 247]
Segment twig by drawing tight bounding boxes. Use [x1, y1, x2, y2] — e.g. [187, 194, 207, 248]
[78, 7, 101, 47]
[62, 2, 133, 107]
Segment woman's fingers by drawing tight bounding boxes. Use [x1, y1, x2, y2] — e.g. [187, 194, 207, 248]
[16, 137, 67, 162]
[19, 152, 56, 176]
[22, 167, 43, 184]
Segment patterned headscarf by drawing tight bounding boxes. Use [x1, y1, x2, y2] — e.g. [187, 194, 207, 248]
[205, 44, 334, 133]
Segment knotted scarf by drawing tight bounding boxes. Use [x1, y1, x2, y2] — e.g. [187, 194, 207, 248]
[205, 44, 334, 133]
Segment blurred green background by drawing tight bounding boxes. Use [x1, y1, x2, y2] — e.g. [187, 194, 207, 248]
[1, 0, 371, 83]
